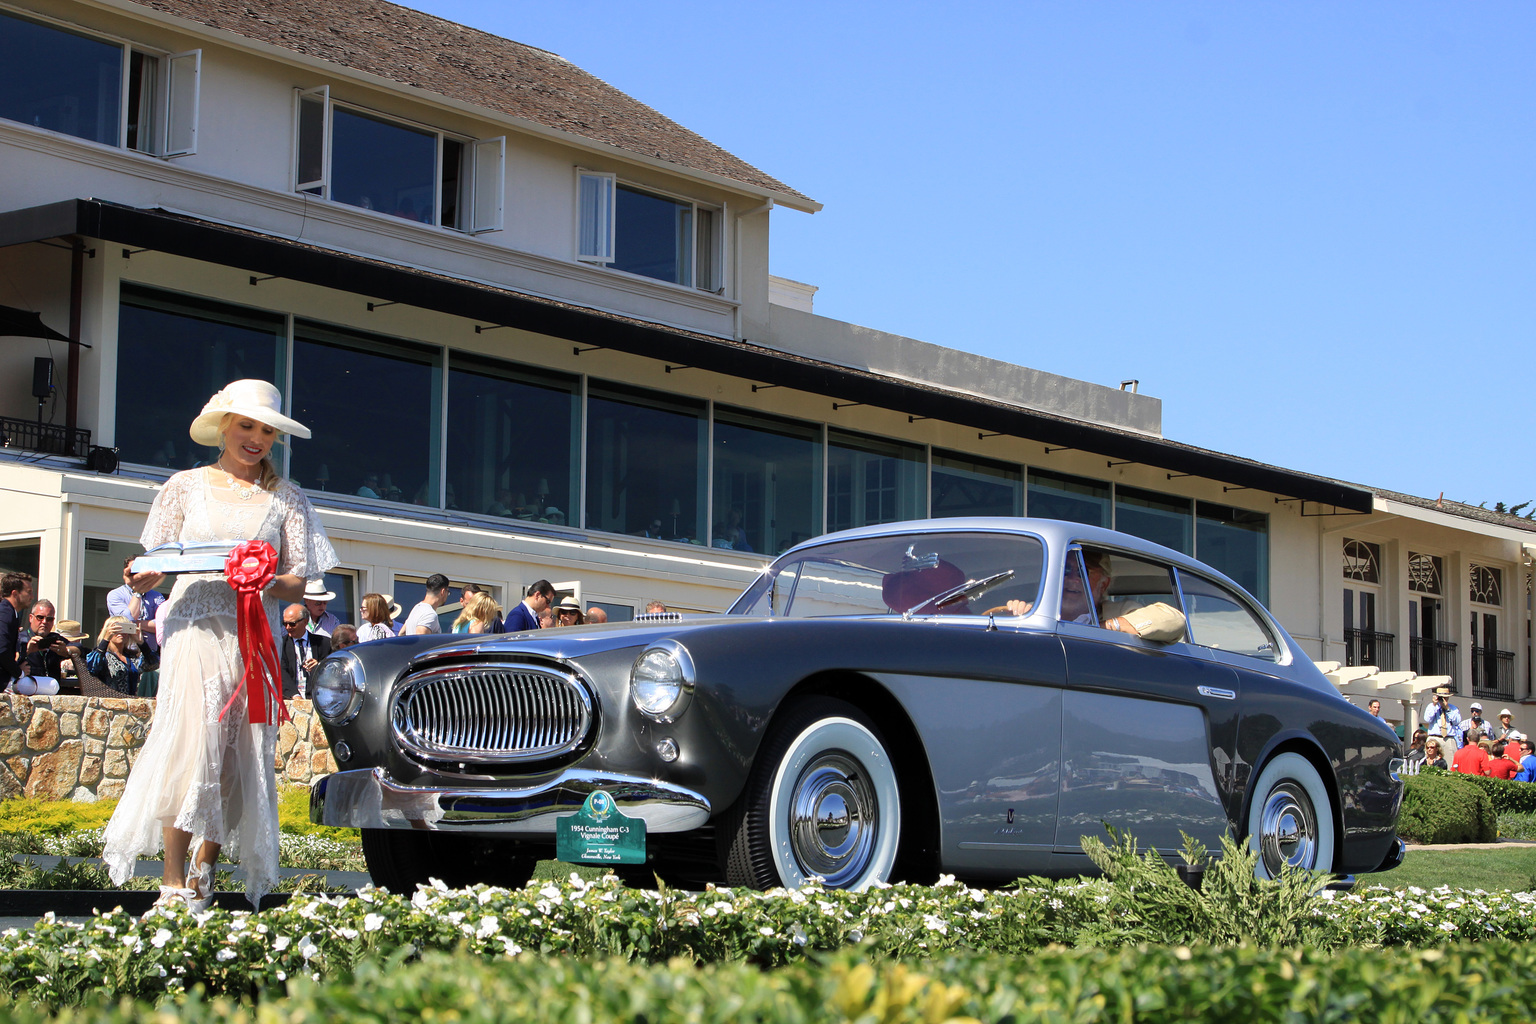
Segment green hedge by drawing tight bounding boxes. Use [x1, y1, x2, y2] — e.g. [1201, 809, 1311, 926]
[1397, 771, 1497, 843]
[1414, 766, 1536, 814]
[6, 944, 1536, 1024]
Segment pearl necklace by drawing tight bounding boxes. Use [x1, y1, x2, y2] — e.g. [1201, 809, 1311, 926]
[216, 460, 263, 500]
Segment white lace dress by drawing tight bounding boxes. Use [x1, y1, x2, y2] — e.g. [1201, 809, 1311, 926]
[102, 469, 337, 906]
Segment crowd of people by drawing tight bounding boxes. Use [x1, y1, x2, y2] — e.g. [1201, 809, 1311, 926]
[2, 562, 662, 702]
[0, 560, 166, 699]
[1397, 686, 1536, 781]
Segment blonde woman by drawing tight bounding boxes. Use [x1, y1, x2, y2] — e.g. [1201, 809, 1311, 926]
[356, 593, 396, 642]
[83, 616, 155, 696]
[102, 380, 337, 913]
[452, 592, 500, 634]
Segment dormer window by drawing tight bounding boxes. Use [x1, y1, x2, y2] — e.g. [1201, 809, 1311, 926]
[577, 172, 722, 292]
[0, 9, 200, 156]
[294, 86, 504, 233]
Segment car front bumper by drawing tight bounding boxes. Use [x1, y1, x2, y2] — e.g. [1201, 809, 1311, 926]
[310, 766, 711, 834]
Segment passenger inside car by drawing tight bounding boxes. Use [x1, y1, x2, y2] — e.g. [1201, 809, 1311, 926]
[988, 548, 1186, 642]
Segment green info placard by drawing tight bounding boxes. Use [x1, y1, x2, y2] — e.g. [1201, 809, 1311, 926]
[555, 790, 647, 865]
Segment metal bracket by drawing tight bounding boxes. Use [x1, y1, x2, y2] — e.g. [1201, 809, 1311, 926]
[367, 300, 398, 312]
[750, 383, 780, 392]
[120, 248, 150, 260]
[475, 324, 509, 334]
[248, 275, 278, 286]
[573, 344, 604, 355]
[832, 401, 863, 410]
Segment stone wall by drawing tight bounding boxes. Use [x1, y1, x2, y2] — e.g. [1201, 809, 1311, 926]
[1, 694, 335, 802]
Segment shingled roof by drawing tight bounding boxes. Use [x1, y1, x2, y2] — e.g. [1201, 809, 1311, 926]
[121, 0, 814, 207]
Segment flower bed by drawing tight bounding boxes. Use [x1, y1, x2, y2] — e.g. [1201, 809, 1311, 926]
[2, 866, 1533, 1006]
[4, 914, 1536, 1022]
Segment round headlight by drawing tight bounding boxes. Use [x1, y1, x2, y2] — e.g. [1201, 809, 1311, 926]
[630, 641, 695, 721]
[311, 650, 366, 724]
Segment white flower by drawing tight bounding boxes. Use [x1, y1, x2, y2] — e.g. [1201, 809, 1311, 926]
[216, 948, 236, 961]
[922, 914, 948, 934]
[273, 935, 292, 951]
[476, 915, 500, 939]
[363, 914, 386, 932]
[297, 935, 319, 961]
[150, 928, 173, 949]
[1439, 921, 1458, 933]
[758, 926, 774, 936]
[337, 928, 359, 940]
[500, 937, 522, 955]
[412, 890, 432, 910]
[540, 885, 562, 900]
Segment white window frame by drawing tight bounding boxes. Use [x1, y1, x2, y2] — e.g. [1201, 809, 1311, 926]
[293, 88, 504, 234]
[162, 49, 200, 156]
[575, 171, 725, 292]
[576, 169, 616, 263]
[0, 7, 199, 159]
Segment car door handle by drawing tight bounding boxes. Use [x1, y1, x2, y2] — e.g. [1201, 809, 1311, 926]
[1198, 685, 1236, 700]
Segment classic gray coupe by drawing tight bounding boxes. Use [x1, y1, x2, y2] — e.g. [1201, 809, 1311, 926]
[309, 518, 1405, 892]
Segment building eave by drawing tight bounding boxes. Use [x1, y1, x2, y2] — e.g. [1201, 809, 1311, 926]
[0, 197, 1373, 513]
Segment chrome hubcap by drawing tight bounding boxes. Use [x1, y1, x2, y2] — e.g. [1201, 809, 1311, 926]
[1259, 781, 1317, 875]
[787, 755, 878, 887]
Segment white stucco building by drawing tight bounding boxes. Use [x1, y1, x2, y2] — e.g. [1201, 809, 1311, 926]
[1, 0, 1530, 732]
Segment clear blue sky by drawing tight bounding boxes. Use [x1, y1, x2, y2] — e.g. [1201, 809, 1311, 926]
[410, 1, 1533, 508]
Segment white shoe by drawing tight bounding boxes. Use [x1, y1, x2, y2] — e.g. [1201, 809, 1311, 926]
[186, 861, 215, 913]
[143, 885, 196, 919]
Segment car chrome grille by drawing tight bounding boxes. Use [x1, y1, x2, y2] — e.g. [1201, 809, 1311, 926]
[392, 664, 594, 763]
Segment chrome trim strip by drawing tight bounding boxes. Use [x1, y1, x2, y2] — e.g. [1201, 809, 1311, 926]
[309, 767, 711, 834]
[1197, 685, 1237, 700]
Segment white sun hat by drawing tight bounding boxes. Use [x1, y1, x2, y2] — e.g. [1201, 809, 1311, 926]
[304, 579, 337, 602]
[190, 379, 310, 446]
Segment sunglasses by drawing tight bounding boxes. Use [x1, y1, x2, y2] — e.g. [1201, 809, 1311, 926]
[31, 614, 55, 622]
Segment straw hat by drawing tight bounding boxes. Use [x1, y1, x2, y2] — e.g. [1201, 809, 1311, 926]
[190, 379, 310, 446]
[556, 596, 582, 612]
[54, 619, 89, 642]
[381, 594, 404, 619]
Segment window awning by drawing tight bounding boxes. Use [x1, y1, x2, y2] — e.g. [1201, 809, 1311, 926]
[0, 198, 1374, 512]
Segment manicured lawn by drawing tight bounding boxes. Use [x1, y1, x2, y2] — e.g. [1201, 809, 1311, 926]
[1373, 844, 1536, 892]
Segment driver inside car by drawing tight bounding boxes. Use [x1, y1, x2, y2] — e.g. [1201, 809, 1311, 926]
[989, 549, 1186, 642]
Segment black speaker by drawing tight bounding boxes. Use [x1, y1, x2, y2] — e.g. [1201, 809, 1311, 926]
[31, 357, 53, 399]
[86, 446, 119, 474]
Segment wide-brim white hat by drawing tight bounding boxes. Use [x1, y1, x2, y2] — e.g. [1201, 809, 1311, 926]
[304, 579, 337, 602]
[381, 593, 404, 619]
[190, 379, 310, 446]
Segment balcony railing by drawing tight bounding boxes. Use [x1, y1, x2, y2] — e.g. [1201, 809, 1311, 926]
[1471, 646, 1516, 701]
[1409, 637, 1457, 680]
[1344, 629, 1395, 671]
[0, 416, 91, 458]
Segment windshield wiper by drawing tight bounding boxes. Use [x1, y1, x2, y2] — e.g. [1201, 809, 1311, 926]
[903, 569, 1015, 620]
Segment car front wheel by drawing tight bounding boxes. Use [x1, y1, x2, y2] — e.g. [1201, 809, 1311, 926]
[1246, 751, 1336, 878]
[724, 697, 901, 890]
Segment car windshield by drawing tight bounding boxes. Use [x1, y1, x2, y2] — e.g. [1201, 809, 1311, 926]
[728, 531, 1046, 618]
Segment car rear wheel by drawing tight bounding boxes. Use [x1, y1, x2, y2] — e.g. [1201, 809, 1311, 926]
[361, 828, 536, 893]
[723, 697, 901, 890]
[1246, 752, 1335, 878]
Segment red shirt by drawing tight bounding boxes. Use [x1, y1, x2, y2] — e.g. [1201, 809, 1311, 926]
[1452, 744, 1491, 776]
[1490, 756, 1520, 780]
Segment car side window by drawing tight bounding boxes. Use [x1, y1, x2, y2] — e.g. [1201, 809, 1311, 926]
[1177, 571, 1278, 661]
[1085, 548, 1188, 642]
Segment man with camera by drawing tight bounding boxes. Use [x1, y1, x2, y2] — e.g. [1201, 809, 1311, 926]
[1423, 684, 1465, 752]
[20, 600, 90, 693]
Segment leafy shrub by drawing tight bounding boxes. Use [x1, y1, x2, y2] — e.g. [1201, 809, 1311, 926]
[1075, 828, 1341, 948]
[9, 941, 1536, 1022]
[1421, 769, 1536, 814]
[1498, 812, 1536, 841]
[275, 787, 360, 846]
[0, 798, 116, 836]
[1398, 771, 1497, 843]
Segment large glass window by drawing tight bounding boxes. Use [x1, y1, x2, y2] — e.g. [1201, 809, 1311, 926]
[295, 90, 503, 232]
[586, 383, 706, 543]
[1195, 501, 1268, 603]
[1, 10, 121, 146]
[290, 322, 441, 505]
[1, 11, 198, 155]
[1026, 469, 1110, 528]
[447, 354, 579, 523]
[826, 431, 925, 534]
[713, 407, 822, 556]
[330, 107, 437, 223]
[116, 286, 285, 470]
[931, 450, 1022, 519]
[1115, 486, 1192, 554]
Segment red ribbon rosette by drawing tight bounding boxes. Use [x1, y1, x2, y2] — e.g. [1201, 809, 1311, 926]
[219, 539, 289, 725]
